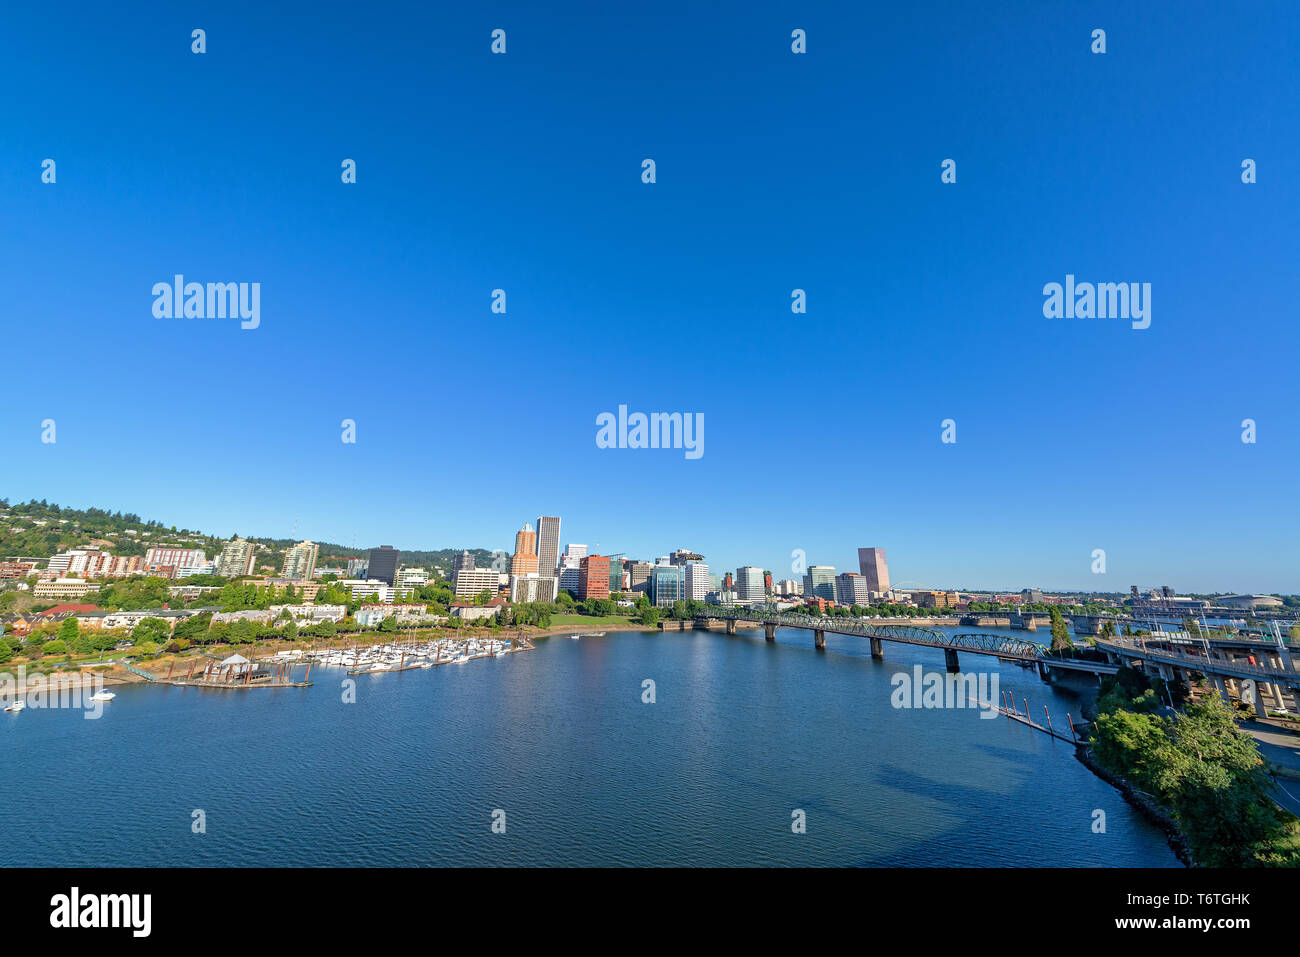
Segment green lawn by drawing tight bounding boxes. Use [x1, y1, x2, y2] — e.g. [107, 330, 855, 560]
[549, 614, 642, 628]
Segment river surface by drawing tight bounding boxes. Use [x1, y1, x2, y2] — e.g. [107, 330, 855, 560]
[0, 626, 1179, 866]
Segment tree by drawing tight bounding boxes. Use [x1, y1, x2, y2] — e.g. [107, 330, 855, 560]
[1048, 607, 1073, 653]
[57, 617, 80, 643]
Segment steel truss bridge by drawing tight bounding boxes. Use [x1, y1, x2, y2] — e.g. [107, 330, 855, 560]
[693, 605, 1048, 662]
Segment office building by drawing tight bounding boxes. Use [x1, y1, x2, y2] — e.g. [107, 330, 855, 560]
[510, 523, 538, 577]
[803, 565, 836, 602]
[452, 551, 475, 576]
[510, 574, 559, 603]
[346, 557, 368, 578]
[835, 572, 871, 607]
[736, 566, 767, 605]
[684, 561, 711, 600]
[536, 516, 562, 576]
[628, 561, 651, 594]
[217, 539, 257, 578]
[857, 547, 890, 594]
[649, 564, 685, 607]
[578, 555, 610, 600]
[453, 566, 502, 599]
[365, 546, 400, 586]
[396, 566, 429, 591]
[281, 541, 319, 581]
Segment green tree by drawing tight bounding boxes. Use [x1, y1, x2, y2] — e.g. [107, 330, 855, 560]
[57, 616, 80, 643]
[1048, 607, 1073, 653]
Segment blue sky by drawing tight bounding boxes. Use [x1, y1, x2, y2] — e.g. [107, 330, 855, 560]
[2, 1, 1297, 593]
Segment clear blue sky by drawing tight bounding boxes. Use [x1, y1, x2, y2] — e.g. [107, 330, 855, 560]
[2, 1, 1297, 594]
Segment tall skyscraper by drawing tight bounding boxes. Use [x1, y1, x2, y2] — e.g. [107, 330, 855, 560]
[367, 545, 400, 586]
[452, 550, 475, 575]
[281, 541, 319, 581]
[803, 565, 836, 601]
[857, 547, 890, 594]
[217, 539, 257, 578]
[511, 523, 538, 577]
[684, 561, 710, 600]
[536, 516, 562, 576]
[736, 566, 766, 604]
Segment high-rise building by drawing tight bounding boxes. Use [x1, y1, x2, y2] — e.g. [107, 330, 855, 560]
[627, 561, 651, 594]
[217, 539, 257, 578]
[684, 562, 711, 600]
[857, 548, 890, 594]
[565, 543, 587, 562]
[578, 555, 610, 600]
[803, 565, 836, 602]
[281, 541, 319, 581]
[736, 566, 766, 604]
[452, 551, 475, 575]
[536, 516, 562, 576]
[453, 566, 502, 598]
[835, 572, 870, 607]
[511, 523, 538, 577]
[649, 564, 685, 607]
[367, 546, 401, 586]
[346, 557, 369, 578]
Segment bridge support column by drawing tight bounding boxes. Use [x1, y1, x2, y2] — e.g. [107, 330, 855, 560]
[813, 630, 825, 651]
[725, 620, 736, 636]
[870, 637, 883, 660]
[764, 623, 776, 642]
[679, 620, 686, 630]
[1254, 687, 1268, 719]
[944, 648, 960, 673]
[1212, 676, 1231, 706]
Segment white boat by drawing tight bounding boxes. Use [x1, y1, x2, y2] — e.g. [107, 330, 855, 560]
[570, 634, 580, 640]
[88, 690, 116, 702]
[4, 701, 26, 713]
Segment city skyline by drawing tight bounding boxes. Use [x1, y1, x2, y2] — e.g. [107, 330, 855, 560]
[1, 493, 1289, 598]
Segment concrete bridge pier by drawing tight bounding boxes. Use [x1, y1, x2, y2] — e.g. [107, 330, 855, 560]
[764, 623, 776, 642]
[1212, 676, 1232, 706]
[813, 629, 826, 651]
[944, 648, 960, 673]
[870, 637, 883, 660]
[725, 619, 736, 635]
[678, 620, 687, 630]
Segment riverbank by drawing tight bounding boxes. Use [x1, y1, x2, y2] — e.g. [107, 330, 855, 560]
[1076, 746, 1195, 867]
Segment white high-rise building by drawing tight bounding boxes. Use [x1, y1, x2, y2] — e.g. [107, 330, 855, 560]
[685, 562, 711, 600]
[736, 566, 766, 605]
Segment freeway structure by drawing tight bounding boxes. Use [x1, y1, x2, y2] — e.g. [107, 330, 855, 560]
[678, 605, 1300, 715]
